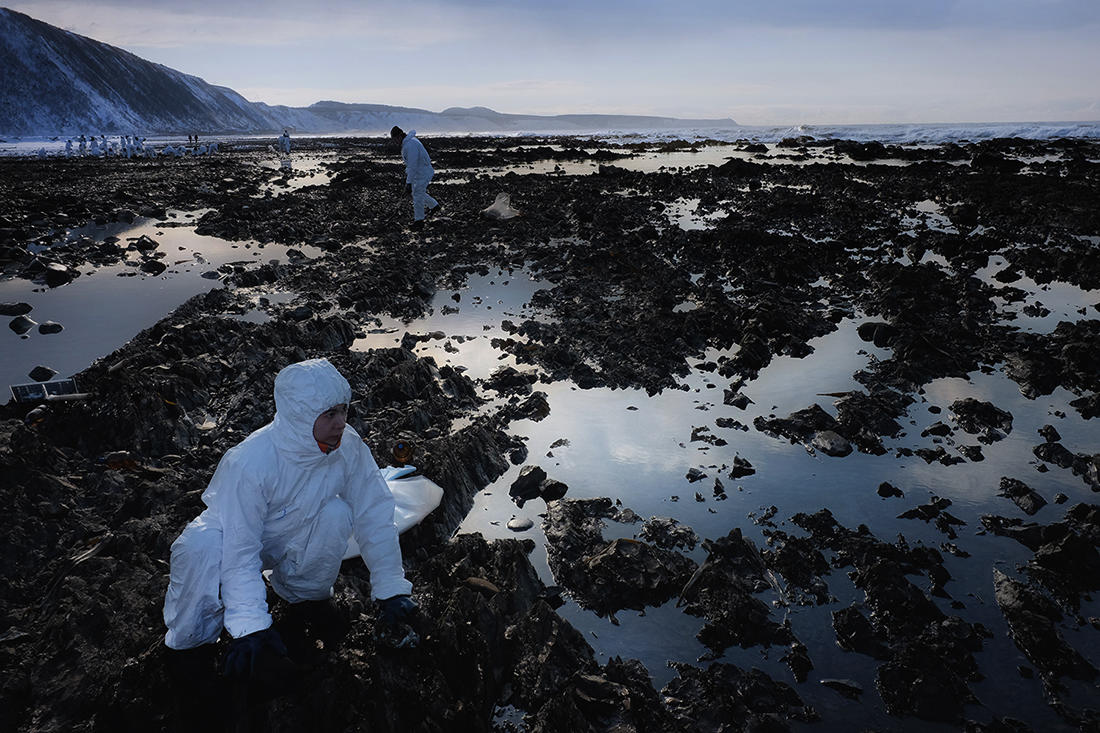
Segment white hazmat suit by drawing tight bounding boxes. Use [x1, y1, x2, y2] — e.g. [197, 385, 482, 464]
[401, 130, 438, 221]
[163, 358, 413, 650]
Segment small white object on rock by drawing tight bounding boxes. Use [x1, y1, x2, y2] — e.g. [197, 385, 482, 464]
[811, 430, 853, 457]
[506, 516, 534, 532]
[482, 192, 520, 221]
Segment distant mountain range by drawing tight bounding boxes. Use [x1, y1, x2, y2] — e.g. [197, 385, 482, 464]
[0, 7, 735, 137]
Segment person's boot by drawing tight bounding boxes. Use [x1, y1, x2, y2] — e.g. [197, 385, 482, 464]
[410, 219, 424, 231]
[164, 643, 226, 729]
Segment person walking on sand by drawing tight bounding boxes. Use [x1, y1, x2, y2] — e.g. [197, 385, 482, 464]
[280, 129, 291, 155]
[391, 126, 438, 230]
[162, 358, 420, 697]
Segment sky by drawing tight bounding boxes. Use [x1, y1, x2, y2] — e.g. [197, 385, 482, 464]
[8, 0, 1100, 126]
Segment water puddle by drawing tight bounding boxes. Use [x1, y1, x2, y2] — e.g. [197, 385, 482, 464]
[256, 155, 335, 195]
[663, 197, 729, 231]
[351, 270, 549, 383]
[1, 216, 321, 391]
[974, 254, 1098, 333]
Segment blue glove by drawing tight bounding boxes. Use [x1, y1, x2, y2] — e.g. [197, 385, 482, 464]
[379, 595, 418, 627]
[223, 628, 287, 679]
[378, 595, 419, 649]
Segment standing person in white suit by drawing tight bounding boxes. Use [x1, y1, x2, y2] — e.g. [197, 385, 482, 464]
[162, 358, 419, 690]
[390, 126, 438, 230]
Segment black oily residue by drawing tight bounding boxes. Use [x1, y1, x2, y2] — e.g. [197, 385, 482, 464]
[0, 134, 1098, 732]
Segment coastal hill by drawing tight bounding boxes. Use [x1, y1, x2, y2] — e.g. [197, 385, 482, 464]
[0, 7, 735, 137]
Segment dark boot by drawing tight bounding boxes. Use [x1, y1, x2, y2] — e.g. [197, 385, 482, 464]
[164, 643, 227, 730]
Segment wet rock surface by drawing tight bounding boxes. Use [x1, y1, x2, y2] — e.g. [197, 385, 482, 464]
[543, 498, 696, 619]
[2, 135, 1099, 731]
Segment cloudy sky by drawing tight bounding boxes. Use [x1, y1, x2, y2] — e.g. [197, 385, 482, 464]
[10, 0, 1100, 125]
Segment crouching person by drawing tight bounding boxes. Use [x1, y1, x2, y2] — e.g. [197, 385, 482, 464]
[162, 358, 418, 697]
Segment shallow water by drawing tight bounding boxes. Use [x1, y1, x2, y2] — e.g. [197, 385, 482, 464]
[381, 264, 1099, 729]
[0, 216, 319, 394]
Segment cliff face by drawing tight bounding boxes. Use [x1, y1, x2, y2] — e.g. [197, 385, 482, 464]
[0, 7, 735, 137]
[0, 7, 280, 136]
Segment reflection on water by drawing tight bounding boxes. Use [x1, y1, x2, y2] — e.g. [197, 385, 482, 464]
[0, 216, 318, 392]
[256, 155, 335, 196]
[366, 265, 1100, 729]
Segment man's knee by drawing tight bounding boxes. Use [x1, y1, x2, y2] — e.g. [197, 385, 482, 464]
[170, 515, 222, 564]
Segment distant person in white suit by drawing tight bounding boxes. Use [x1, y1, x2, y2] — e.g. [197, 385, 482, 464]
[390, 126, 438, 230]
[280, 130, 291, 155]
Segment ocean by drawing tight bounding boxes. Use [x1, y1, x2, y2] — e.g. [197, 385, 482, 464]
[3, 120, 1100, 156]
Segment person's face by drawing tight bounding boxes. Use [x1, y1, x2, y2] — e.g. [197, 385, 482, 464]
[313, 404, 348, 447]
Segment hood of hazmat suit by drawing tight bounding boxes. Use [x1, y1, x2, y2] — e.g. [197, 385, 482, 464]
[200, 358, 412, 638]
[400, 130, 434, 184]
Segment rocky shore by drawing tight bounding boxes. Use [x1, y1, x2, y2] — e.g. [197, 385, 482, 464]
[1, 134, 1098, 731]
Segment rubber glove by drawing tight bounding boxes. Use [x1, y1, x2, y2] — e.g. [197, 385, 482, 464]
[223, 627, 287, 678]
[378, 595, 420, 649]
[380, 595, 418, 627]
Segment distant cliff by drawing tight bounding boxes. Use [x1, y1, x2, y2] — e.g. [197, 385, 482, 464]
[0, 7, 273, 136]
[0, 7, 735, 137]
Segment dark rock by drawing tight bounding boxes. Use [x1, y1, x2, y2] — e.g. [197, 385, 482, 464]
[37, 320, 63, 335]
[638, 517, 698, 551]
[993, 569, 1097, 681]
[723, 389, 752, 409]
[506, 391, 550, 422]
[1033, 441, 1075, 469]
[811, 429, 852, 457]
[729, 454, 755, 478]
[9, 314, 36, 334]
[820, 678, 863, 699]
[754, 403, 838, 443]
[958, 445, 984, 461]
[760, 530, 831, 605]
[1034, 422, 1060, 440]
[28, 366, 58, 382]
[878, 482, 904, 498]
[857, 320, 899, 347]
[539, 478, 568, 502]
[832, 605, 891, 660]
[921, 421, 952, 437]
[678, 529, 795, 653]
[685, 467, 707, 482]
[132, 234, 159, 252]
[43, 262, 77, 287]
[1069, 393, 1100, 419]
[285, 305, 314, 321]
[950, 398, 1012, 442]
[0, 302, 32, 316]
[660, 661, 817, 731]
[139, 259, 167, 276]
[510, 465, 547, 504]
[485, 366, 538, 395]
[543, 499, 696, 617]
[997, 477, 1047, 516]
